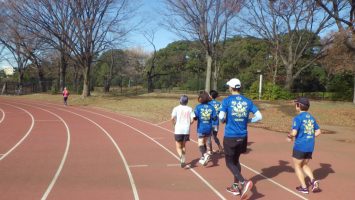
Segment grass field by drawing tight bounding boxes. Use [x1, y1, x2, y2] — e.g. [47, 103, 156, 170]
[12, 92, 355, 137]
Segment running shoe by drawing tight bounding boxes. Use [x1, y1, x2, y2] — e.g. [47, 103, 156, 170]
[202, 153, 210, 166]
[296, 186, 309, 194]
[198, 157, 205, 165]
[226, 183, 240, 195]
[310, 180, 320, 193]
[240, 180, 253, 199]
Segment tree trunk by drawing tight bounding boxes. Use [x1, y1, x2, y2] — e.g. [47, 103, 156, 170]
[212, 59, 218, 90]
[81, 61, 91, 98]
[38, 69, 45, 92]
[353, 69, 355, 104]
[284, 63, 294, 90]
[147, 73, 154, 93]
[18, 69, 24, 95]
[104, 78, 110, 93]
[205, 52, 212, 92]
[59, 53, 67, 91]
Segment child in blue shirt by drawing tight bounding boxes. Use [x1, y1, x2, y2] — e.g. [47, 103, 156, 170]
[194, 91, 217, 166]
[287, 97, 321, 194]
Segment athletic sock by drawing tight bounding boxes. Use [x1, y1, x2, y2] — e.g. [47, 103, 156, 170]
[199, 145, 206, 157]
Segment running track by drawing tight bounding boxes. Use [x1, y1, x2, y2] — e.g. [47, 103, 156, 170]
[0, 97, 353, 199]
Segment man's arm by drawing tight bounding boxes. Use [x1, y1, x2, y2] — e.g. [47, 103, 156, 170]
[219, 111, 226, 124]
[248, 110, 262, 123]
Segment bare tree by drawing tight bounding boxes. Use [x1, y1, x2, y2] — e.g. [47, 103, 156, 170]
[241, 0, 332, 90]
[8, 0, 135, 97]
[316, 0, 355, 103]
[7, 0, 74, 92]
[0, 10, 30, 94]
[163, 0, 243, 92]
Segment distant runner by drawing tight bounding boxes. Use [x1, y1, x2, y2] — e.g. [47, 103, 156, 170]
[62, 87, 70, 106]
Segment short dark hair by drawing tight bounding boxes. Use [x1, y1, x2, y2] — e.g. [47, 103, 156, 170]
[198, 91, 210, 104]
[296, 103, 309, 111]
[209, 90, 219, 99]
[180, 95, 188, 105]
[295, 97, 310, 111]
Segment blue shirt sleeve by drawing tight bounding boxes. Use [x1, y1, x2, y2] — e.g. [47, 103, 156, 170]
[292, 117, 300, 130]
[220, 99, 228, 113]
[194, 105, 201, 119]
[250, 101, 258, 114]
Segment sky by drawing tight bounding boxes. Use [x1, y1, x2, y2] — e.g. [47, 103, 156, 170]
[124, 0, 179, 52]
[0, 0, 179, 69]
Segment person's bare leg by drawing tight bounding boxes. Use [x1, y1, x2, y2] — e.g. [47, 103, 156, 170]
[293, 158, 307, 188]
[302, 159, 315, 181]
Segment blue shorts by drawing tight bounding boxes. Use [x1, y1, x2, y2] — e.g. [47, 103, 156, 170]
[198, 132, 211, 138]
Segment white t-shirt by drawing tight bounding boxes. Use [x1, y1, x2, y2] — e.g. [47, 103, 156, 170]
[171, 105, 195, 135]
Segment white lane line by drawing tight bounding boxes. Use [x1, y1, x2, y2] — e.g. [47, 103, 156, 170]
[154, 119, 171, 126]
[36, 120, 61, 122]
[0, 104, 35, 161]
[73, 108, 226, 200]
[129, 165, 149, 168]
[85, 108, 308, 200]
[13, 102, 71, 200]
[39, 105, 140, 200]
[0, 108, 5, 124]
[37, 110, 70, 200]
[34, 102, 306, 200]
[167, 164, 180, 167]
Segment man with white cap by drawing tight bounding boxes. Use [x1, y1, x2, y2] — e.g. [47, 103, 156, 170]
[219, 78, 262, 198]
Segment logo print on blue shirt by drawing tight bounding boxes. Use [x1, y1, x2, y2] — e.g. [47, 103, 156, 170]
[200, 108, 212, 121]
[303, 119, 315, 135]
[231, 101, 248, 118]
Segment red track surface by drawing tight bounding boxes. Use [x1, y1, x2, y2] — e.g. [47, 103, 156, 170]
[0, 97, 353, 200]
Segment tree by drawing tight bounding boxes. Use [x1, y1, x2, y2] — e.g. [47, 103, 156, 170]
[95, 49, 127, 93]
[316, 0, 355, 103]
[0, 10, 30, 93]
[163, 0, 243, 92]
[8, 0, 135, 97]
[241, 0, 332, 90]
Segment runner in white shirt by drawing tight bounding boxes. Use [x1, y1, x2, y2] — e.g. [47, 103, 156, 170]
[171, 95, 195, 168]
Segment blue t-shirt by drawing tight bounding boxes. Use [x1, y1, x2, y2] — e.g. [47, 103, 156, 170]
[194, 103, 217, 134]
[220, 95, 258, 138]
[208, 99, 221, 126]
[292, 112, 320, 152]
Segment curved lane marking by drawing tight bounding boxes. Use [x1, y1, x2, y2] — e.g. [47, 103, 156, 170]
[0, 108, 5, 124]
[73, 107, 226, 200]
[81, 107, 308, 200]
[25, 101, 308, 200]
[37, 104, 140, 200]
[0, 103, 35, 161]
[13, 103, 71, 200]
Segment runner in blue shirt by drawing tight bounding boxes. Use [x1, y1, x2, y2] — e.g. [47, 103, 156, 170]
[207, 90, 223, 154]
[194, 91, 217, 166]
[219, 78, 262, 198]
[287, 97, 321, 194]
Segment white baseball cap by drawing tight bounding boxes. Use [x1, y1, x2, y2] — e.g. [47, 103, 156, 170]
[226, 78, 241, 89]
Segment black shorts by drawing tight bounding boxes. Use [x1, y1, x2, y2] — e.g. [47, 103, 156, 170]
[223, 136, 248, 156]
[197, 132, 212, 139]
[292, 149, 313, 159]
[175, 134, 190, 142]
